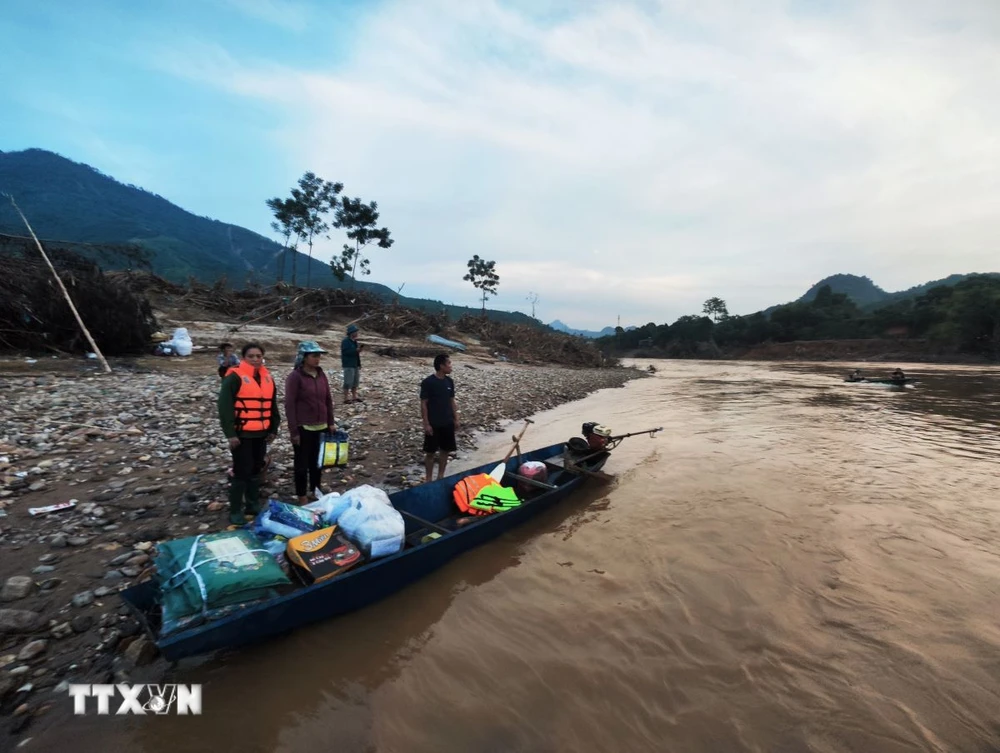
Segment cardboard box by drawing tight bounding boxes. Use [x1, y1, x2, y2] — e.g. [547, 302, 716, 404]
[286, 526, 363, 585]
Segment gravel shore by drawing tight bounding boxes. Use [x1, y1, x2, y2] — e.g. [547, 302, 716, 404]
[0, 352, 645, 741]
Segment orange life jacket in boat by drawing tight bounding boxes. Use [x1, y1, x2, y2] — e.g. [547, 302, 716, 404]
[227, 361, 275, 434]
[453, 473, 501, 516]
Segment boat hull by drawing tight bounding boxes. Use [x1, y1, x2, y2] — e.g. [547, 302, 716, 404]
[120, 443, 608, 661]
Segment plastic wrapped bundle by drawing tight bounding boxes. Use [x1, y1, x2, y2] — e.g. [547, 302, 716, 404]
[337, 485, 405, 559]
[249, 500, 322, 540]
[169, 327, 193, 356]
[304, 492, 352, 526]
[156, 529, 291, 636]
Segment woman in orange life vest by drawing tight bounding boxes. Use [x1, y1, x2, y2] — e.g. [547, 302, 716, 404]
[218, 342, 281, 525]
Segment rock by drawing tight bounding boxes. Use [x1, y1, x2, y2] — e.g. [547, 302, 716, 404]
[28, 481, 46, 492]
[31, 566, 55, 575]
[71, 591, 94, 608]
[49, 534, 67, 548]
[1, 576, 34, 602]
[50, 623, 72, 639]
[70, 615, 93, 633]
[0, 675, 13, 702]
[207, 501, 226, 512]
[38, 578, 61, 591]
[109, 553, 133, 566]
[134, 485, 163, 495]
[135, 526, 166, 542]
[92, 490, 119, 502]
[67, 536, 88, 547]
[118, 619, 140, 638]
[0, 609, 42, 634]
[37, 554, 57, 564]
[121, 567, 141, 578]
[103, 571, 124, 582]
[16, 640, 47, 661]
[94, 587, 113, 598]
[124, 636, 156, 666]
[9, 665, 30, 676]
[135, 541, 153, 552]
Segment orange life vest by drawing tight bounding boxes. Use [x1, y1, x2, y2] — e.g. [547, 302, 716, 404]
[227, 361, 275, 434]
[453, 473, 500, 516]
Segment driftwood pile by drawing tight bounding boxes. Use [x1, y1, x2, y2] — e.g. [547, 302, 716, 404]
[106, 273, 607, 366]
[111, 273, 450, 338]
[0, 236, 157, 356]
[454, 314, 606, 367]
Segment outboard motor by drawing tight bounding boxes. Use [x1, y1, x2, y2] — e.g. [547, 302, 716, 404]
[581, 421, 612, 451]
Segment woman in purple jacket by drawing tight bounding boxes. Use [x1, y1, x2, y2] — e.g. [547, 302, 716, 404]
[285, 341, 336, 504]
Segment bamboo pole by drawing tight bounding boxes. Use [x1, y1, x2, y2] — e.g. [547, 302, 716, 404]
[4, 195, 113, 374]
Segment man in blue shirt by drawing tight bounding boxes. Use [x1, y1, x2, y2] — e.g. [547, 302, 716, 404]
[341, 323, 364, 404]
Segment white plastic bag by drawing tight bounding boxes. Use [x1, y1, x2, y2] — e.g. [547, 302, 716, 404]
[170, 327, 193, 357]
[337, 486, 404, 559]
[304, 492, 351, 526]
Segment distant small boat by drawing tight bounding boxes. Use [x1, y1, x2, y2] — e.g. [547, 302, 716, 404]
[844, 377, 915, 387]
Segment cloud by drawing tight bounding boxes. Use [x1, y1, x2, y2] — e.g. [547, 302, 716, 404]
[153, 0, 1000, 327]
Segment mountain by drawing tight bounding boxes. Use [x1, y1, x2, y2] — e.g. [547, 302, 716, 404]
[548, 320, 621, 338]
[785, 272, 1000, 312]
[797, 274, 889, 307]
[0, 148, 539, 326]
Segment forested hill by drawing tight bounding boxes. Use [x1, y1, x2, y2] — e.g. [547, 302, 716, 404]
[0, 148, 539, 326]
[796, 272, 996, 309]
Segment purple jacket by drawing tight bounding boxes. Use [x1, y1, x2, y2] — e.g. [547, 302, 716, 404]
[284, 366, 334, 439]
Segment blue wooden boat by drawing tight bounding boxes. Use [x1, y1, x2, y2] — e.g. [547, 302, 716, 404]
[120, 441, 612, 661]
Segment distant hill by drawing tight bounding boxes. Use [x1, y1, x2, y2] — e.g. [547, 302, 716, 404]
[797, 274, 889, 307]
[548, 320, 618, 338]
[781, 272, 1000, 313]
[0, 148, 540, 327]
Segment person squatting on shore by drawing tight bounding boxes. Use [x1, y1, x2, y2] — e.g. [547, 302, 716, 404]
[285, 341, 337, 505]
[217, 342, 240, 379]
[218, 342, 280, 525]
[421, 353, 460, 483]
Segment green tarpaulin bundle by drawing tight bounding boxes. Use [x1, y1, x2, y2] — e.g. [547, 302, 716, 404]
[156, 529, 292, 636]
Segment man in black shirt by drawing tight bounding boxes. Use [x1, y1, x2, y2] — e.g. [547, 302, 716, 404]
[420, 354, 459, 483]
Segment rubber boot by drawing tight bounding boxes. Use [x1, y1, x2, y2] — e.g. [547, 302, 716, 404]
[228, 479, 247, 526]
[244, 476, 262, 517]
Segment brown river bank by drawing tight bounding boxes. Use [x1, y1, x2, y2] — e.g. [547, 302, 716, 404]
[7, 358, 1000, 752]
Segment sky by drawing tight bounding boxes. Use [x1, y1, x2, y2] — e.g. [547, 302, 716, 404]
[2, 0, 999, 329]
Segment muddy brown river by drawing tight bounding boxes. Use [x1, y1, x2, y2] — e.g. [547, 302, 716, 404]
[40, 361, 1000, 752]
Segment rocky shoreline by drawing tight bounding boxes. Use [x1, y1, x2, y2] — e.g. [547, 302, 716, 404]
[0, 354, 646, 745]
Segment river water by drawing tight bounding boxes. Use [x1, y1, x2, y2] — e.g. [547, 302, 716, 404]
[47, 360, 1000, 753]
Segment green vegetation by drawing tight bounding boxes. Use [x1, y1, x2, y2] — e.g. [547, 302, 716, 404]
[604, 276, 1000, 359]
[0, 149, 539, 327]
[464, 254, 500, 313]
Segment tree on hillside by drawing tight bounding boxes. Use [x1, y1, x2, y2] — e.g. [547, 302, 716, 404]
[703, 297, 729, 323]
[266, 196, 296, 284]
[330, 197, 393, 286]
[290, 172, 343, 288]
[464, 255, 499, 314]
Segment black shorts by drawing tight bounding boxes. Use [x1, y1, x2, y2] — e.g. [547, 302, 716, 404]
[423, 424, 456, 454]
